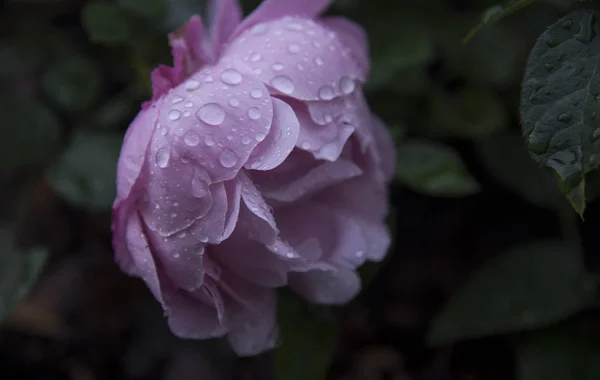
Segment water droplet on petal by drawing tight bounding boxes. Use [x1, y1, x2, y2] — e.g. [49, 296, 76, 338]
[253, 68, 263, 75]
[250, 89, 262, 99]
[248, 107, 261, 120]
[191, 173, 208, 198]
[168, 109, 181, 120]
[204, 75, 214, 83]
[183, 130, 200, 146]
[318, 85, 335, 100]
[219, 148, 238, 168]
[185, 101, 194, 108]
[312, 40, 321, 48]
[255, 133, 266, 142]
[286, 22, 303, 31]
[297, 63, 304, 71]
[270, 76, 295, 94]
[272, 62, 284, 71]
[242, 136, 251, 144]
[155, 146, 170, 168]
[172, 96, 184, 104]
[314, 56, 324, 66]
[250, 53, 261, 62]
[339, 76, 355, 94]
[251, 23, 268, 35]
[288, 44, 300, 53]
[229, 98, 240, 107]
[204, 134, 215, 146]
[221, 68, 242, 85]
[301, 141, 311, 150]
[184, 79, 200, 91]
[160, 126, 168, 135]
[197, 103, 226, 126]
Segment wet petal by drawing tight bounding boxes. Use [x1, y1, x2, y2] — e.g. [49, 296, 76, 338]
[238, 172, 277, 244]
[188, 182, 229, 244]
[233, 0, 332, 38]
[245, 98, 300, 171]
[321, 17, 369, 77]
[226, 17, 364, 101]
[156, 60, 273, 183]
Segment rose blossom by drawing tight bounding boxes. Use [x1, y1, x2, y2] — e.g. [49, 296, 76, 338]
[112, 0, 395, 356]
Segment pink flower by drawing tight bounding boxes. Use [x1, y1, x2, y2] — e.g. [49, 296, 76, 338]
[112, 0, 395, 356]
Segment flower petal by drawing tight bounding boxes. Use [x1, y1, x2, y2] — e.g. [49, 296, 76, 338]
[226, 17, 364, 101]
[156, 60, 273, 183]
[245, 98, 300, 171]
[252, 149, 363, 203]
[233, 0, 332, 38]
[320, 17, 369, 78]
[207, 0, 243, 56]
[289, 267, 361, 305]
[238, 172, 278, 244]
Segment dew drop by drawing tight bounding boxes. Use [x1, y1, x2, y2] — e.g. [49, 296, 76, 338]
[312, 40, 321, 48]
[155, 146, 170, 168]
[301, 141, 311, 150]
[221, 68, 243, 85]
[270, 75, 295, 94]
[254, 68, 263, 75]
[288, 44, 300, 53]
[248, 107, 261, 120]
[251, 23, 268, 35]
[204, 134, 215, 146]
[229, 98, 240, 107]
[172, 96, 184, 104]
[160, 126, 168, 135]
[272, 62, 284, 71]
[255, 133, 266, 142]
[314, 56, 324, 66]
[286, 22, 303, 31]
[250, 53, 261, 62]
[204, 75, 214, 83]
[197, 103, 226, 126]
[219, 148, 238, 168]
[185, 101, 194, 108]
[297, 63, 304, 71]
[250, 89, 262, 99]
[318, 85, 335, 100]
[242, 136, 251, 144]
[191, 173, 208, 198]
[184, 79, 200, 91]
[183, 130, 200, 146]
[168, 109, 181, 120]
[339, 76, 355, 94]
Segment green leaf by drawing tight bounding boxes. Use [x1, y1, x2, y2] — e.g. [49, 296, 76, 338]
[518, 323, 600, 380]
[0, 93, 61, 170]
[118, 0, 165, 20]
[427, 240, 595, 346]
[366, 13, 434, 90]
[426, 87, 508, 139]
[82, 2, 130, 44]
[42, 54, 102, 112]
[463, 0, 536, 43]
[275, 290, 337, 380]
[46, 131, 122, 211]
[520, 10, 600, 217]
[476, 133, 565, 208]
[0, 228, 48, 321]
[395, 139, 480, 197]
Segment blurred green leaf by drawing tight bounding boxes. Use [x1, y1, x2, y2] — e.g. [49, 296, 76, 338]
[0, 228, 48, 321]
[118, 0, 165, 20]
[395, 140, 480, 197]
[82, 2, 130, 44]
[426, 87, 507, 139]
[275, 290, 337, 380]
[42, 55, 102, 112]
[93, 91, 137, 129]
[428, 240, 595, 346]
[521, 10, 600, 217]
[366, 13, 434, 90]
[477, 133, 565, 208]
[518, 323, 600, 380]
[0, 93, 61, 170]
[463, 0, 536, 43]
[0, 37, 44, 77]
[47, 131, 122, 211]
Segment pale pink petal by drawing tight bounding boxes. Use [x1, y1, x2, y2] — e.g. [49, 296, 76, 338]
[115, 101, 160, 203]
[233, 0, 332, 38]
[245, 98, 300, 171]
[238, 172, 278, 244]
[223, 177, 242, 240]
[320, 17, 369, 78]
[188, 182, 228, 244]
[156, 60, 273, 183]
[226, 17, 364, 101]
[207, 0, 243, 56]
[289, 267, 361, 305]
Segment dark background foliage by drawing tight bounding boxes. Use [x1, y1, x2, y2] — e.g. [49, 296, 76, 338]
[1, 0, 599, 379]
